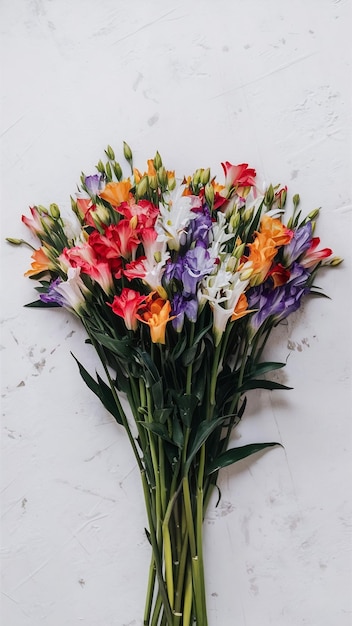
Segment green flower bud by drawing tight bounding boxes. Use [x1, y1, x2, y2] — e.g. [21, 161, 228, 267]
[233, 242, 246, 259]
[113, 162, 122, 180]
[264, 184, 274, 207]
[157, 166, 168, 188]
[307, 208, 320, 221]
[37, 204, 48, 215]
[204, 183, 214, 208]
[293, 193, 300, 209]
[328, 256, 343, 266]
[105, 161, 113, 181]
[153, 151, 162, 170]
[149, 175, 158, 190]
[6, 237, 24, 246]
[193, 169, 201, 186]
[168, 176, 176, 191]
[137, 176, 149, 197]
[123, 141, 133, 163]
[230, 212, 241, 232]
[49, 203, 60, 219]
[201, 167, 211, 186]
[96, 159, 105, 174]
[243, 207, 254, 224]
[105, 145, 115, 161]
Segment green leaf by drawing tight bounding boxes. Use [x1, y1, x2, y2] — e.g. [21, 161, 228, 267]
[246, 361, 286, 377]
[91, 331, 133, 359]
[173, 393, 199, 427]
[139, 421, 175, 446]
[207, 442, 282, 475]
[25, 299, 60, 308]
[239, 379, 292, 392]
[184, 416, 228, 475]
[71, 354, 123, 425]
[134, 348, 161, 386]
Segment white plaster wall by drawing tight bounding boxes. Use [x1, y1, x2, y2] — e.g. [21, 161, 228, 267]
[1, 1, 351, 625]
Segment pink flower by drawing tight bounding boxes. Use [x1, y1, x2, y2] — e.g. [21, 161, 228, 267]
[108, 288, 147, 331]
[89, 221, 140, 261]
[22, 206, 49, 236]
[300, 237, 333, 268]
[123, 257, 147, 281]
[117, 200, 159, 230]
[221, 162, 256, 191]
[61, 245, 113, 294]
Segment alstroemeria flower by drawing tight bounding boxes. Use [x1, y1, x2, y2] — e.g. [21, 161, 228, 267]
[40, 267, 89, 314]
[108, 288, 147, 331]
[89, 221, 140, 261]
[201, 270, 249, 345]
[117, 200, 159, 230]
[247, 262, 310, 336]
[84, 174, 103, 197]
[240, 232, 278, 286]
[22, 206, 50, 237]
[61, 244, 113, 294]
[138, 292, 175, 344]
[99, 180, 131, 206]
[282, 221, 313, 267]
[300, 237, 333, 268]
[171, 293, 198, 332]
[24, 247, 53, 277]
[155, 186, 201, 251]
[259, 215, 293, 247]
[221, 161, 256, 197]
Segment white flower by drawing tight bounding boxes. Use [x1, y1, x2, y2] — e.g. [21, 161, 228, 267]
[155, 185, 201, 251]
[55, 267, 89, 314]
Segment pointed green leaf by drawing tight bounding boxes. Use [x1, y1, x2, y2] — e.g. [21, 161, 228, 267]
[239, 379, 292, 392]
[184, 416, 228, 475]
[139, 421, 175, 446]
[207, 442, 282, 475]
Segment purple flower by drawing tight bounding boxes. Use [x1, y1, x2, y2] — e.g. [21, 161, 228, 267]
[282, 222, 312, 266]
[40, 278, 65, 306]
[180, 204, 213, 248]
[171, 293, 198, 332]
[85, 174, 103, 197]
[181, 246, 215, 295]
[247, 263, 310, 334]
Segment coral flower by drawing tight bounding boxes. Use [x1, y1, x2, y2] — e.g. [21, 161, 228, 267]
[99, 180, 131, 206]
[260, 215, 293, 246]
[138, 293, 175, 344]
[109, 288, 147, 331]
[24, 247, 53, 277]
[300, 237, 333, 268]
[221, 162, 256, 195]
[241, 233, 278, 286]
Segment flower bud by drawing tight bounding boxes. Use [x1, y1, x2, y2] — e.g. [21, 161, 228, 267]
[328, 256, 343, 266]
[105, 145, 115, 161]
[168, 176, 176, 191]
[6, 237, 24, 245]
[157, 166, 168, 188]
[264, 184, 274, 207]
[136, 176, 149, 197]
[243, 207, 254, 224]
[123, 141, 133, 163]
[113, 162, 122, 180]
[96, 159, 105, 174]
[153, 151, 162, 170]
[149, 175, 158, 190]
[229, 212, 241, 232]
[105, 161, 112, 181]
[233, 242, 246, 259]
[307, 208, 320, 221]
[292, 193, 300, 209]
[193, 169, 201, 186]
[49, 203, 60, 219]
[204, 183, 214, 208]
[201, 167, 211, 186]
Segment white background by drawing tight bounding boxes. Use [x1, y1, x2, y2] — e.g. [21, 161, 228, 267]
[1, 1, 351, 625]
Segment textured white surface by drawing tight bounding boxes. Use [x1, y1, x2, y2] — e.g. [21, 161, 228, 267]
[1, 1, 351, 625]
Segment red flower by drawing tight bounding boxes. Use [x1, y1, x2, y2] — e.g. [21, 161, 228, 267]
[267, 263, 291, 288]
[221, 161, 256, 192]
[300, 238, 333, 268]
[108, 288, 147, 331]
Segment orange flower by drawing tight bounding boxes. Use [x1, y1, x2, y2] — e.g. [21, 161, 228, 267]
[260, 215, 293, 246]
[242, 233, 278, 286]
[24, 247, 53, 277]
[138, 292, 175, 344]
[99, 180, 131, 206]
[231, 293, 251, 321]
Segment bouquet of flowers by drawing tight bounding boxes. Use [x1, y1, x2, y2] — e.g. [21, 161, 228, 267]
[8, 143, 341, 625]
